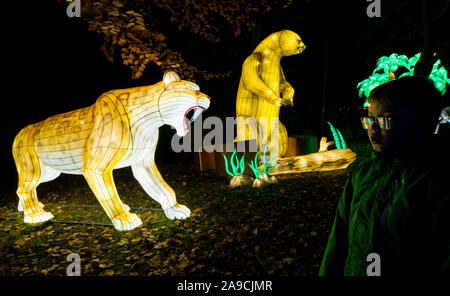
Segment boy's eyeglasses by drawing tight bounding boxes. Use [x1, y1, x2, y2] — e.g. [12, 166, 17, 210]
[361, 117, 392, 130]
[360, 116, 419, 130]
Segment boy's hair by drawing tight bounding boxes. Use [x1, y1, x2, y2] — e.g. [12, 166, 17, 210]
[368, 76, 442, 127]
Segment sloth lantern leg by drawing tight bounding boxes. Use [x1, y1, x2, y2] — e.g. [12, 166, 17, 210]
[263, 119, 288, 159]
[13, 126, 55, 223]
[279, 121, 288, 157]
[236, 115, 259, 144]
[81, 96, 142, 231]
[132, 134, 191, 220]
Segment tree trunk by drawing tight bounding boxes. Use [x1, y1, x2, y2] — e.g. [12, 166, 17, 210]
[414, 0, 435, 77]
[320, 38, 329, 138]
[389, 70, 395, 81]
[250, 11, 263, 50]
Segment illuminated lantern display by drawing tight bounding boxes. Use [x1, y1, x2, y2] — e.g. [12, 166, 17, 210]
[357, 52, 450, 107]
[250, 146, 278, 188]
[269, 123, 356, 175]
[236, 29, 306, 158]
[12, 71, 210, 231]
[222, 146, 278, 189]
[436, 106, 450, 134]
[326, 122, 347, 149]
[269, 139, 356, 174]
[223, 149, 254, 188]
[440, 106, 450, 124]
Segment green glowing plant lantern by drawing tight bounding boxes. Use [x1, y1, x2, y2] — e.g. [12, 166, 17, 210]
[247, 146, 278, 188]
[222, 148, 246, 177]
[337, 129, 347, 149]
[248, 146, 278, 178]
[357, 52, 450, 107]
[399, 53, 450, 95]
[373, 53, 411, 79]
[357, 73, 390, 99]
[327, 122, 347, 150]
[428, 59, 450, 95]
[248, 151, 263, 178]
[408, 52, 421, 67]
[223, 148, 254, 189]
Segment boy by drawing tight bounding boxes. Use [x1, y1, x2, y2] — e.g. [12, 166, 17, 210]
[319, 76, 449, 276]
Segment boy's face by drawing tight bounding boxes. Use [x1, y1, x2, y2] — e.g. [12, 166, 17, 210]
[368, 97, 426, 153]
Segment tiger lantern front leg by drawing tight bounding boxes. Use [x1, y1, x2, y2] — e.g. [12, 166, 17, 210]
[236, 30, 305, 158]
[12, 71, 210, 231]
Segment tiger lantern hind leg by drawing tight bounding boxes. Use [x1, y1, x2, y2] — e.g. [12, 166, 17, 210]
[12, 126, 58, 223]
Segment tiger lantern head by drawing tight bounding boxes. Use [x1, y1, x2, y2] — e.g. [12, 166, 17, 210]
[159, 71, 210, 137]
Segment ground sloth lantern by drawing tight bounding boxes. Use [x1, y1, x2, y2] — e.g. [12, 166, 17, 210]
[236, 30, 305, 158]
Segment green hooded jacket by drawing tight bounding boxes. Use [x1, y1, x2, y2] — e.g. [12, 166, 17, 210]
[319, 135, 449, 276]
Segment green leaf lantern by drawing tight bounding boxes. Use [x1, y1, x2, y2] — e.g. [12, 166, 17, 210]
[357, 52, 449, 107]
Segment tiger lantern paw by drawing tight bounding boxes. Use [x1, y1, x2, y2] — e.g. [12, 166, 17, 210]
[18, 200, 45, 212]
[24, 210, 54, 224]
[111, 212, 143, 231]
[164, 204, 191, 220]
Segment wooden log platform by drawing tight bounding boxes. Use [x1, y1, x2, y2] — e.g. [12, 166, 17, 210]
[268, 148, 357, 175]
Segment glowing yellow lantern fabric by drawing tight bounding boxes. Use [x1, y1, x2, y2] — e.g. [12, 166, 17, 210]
[236, 29, 306, 158]
[12, 71, 210, 231]
[268, 137, 356, 175]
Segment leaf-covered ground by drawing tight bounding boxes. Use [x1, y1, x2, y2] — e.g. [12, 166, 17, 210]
[0, 141, 372, 276]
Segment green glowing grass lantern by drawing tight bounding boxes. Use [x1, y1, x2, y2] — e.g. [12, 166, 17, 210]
[223, 148, 245, 177]
[327, 122, 347, 149]
[248, 146, 278, 188]
[222, 148, 253, 188]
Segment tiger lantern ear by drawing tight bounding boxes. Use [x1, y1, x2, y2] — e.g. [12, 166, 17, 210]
[163, 71, 181, 88]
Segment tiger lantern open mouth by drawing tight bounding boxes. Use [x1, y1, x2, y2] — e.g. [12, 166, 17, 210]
[183, 106, 204, 131]
[180, 95, 210, 135]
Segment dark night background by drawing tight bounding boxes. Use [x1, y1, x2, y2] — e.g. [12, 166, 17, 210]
[1, 0, 449, 189]
[0, 0, 449, 279]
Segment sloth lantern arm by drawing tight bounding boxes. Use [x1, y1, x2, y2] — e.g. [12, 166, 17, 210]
[279, 68, 295, 107]
[242, 53, 283, 106]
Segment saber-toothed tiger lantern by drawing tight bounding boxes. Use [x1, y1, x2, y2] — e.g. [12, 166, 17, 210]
[12, 71, 210, 231]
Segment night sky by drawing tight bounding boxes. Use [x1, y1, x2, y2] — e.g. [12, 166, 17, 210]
[2, 0, 449, 189]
